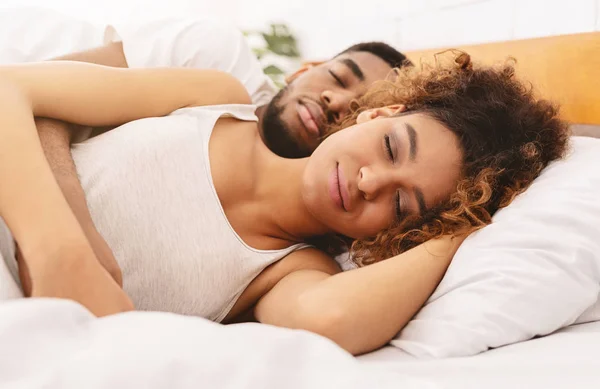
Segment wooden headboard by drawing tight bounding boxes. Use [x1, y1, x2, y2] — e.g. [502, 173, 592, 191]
[406, 32, 600, 126]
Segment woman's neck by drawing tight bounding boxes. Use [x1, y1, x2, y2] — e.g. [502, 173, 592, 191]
[250, 141, 332, 243]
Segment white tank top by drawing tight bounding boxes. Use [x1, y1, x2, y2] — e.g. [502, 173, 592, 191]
[54, 104, 307, 322]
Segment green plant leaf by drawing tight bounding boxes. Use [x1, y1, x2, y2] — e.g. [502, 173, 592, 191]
[261, 23, 301, 58]
[263, 65, 285, 75]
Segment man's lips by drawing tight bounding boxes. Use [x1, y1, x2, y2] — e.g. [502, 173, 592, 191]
[297, 100, 325, 137]
[304, 99, 326, 132]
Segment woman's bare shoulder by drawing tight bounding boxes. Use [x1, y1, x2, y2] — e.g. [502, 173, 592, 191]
[274, 247, 341, 276]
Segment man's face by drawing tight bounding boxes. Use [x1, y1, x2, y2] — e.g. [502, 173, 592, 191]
[260, 51, 393, 158]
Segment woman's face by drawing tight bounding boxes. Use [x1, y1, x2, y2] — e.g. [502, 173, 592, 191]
[302, 107, 463, 239]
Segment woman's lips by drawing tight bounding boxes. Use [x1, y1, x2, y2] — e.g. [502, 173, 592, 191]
[328, 163, 344, 211]
[337, 165, 350, 211]
[328, 163, 349, 212]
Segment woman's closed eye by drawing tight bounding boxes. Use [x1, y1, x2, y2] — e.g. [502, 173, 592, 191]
[394, 191, 404, 221]
[384, 134, 395, 161]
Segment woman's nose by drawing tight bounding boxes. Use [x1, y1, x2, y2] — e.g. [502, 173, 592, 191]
[358, 166, 393, 201]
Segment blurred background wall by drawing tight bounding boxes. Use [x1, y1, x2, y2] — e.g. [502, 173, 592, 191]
[2, 0, 598, 59]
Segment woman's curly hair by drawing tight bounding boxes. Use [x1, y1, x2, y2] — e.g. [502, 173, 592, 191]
[323, 51, 570, 266]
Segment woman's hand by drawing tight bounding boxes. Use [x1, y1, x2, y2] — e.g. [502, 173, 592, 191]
[17, 231, 123, 295]
[20, 242, 133, 317]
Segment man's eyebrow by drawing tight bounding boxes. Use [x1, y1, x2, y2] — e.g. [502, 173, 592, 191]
[414, 187, 427, 216]
[338, 58, 365, 81]
[406, 123, 417, 162]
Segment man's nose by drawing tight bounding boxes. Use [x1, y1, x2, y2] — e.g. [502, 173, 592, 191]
[320, 90, 353, 122]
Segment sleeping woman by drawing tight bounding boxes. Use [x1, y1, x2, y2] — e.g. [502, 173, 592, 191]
[0, 52, 568, 355]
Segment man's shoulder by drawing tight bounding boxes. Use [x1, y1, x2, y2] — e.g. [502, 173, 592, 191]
[106, 16, 278, 104]
[105, 16, 241, 54]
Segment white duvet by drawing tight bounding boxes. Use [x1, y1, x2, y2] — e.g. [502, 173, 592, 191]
[4, 297, 600, 389]
[0, 298, 437, 389]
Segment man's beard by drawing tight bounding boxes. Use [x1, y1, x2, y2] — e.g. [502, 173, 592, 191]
[261, 87, 308, 159]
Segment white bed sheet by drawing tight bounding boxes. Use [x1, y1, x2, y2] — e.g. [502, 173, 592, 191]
[359, 321, 600, 388]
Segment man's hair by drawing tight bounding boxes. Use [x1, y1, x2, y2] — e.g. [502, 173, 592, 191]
[338, 42, 413, 68]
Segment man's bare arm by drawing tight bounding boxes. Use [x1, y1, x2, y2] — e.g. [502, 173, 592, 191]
[32, 118, 123, 287]
[53, 41, 128, 67]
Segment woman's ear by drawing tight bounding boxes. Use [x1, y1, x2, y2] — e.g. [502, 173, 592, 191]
[356, 105, 406, 124]
[285, 61, 323, 84]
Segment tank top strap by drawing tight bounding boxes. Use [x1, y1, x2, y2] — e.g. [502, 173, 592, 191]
[272, 243, 314, 257]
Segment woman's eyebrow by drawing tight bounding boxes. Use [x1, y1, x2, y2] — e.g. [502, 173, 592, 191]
[414, 187, 427, 216]
[403, 122, 425, 215]
[406, 123, 418, 162]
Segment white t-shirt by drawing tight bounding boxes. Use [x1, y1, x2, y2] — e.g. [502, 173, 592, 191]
[105, 18, 277, 106]
[0, 7, 277, 105]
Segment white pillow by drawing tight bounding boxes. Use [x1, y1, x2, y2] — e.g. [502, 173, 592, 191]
[0, 7, 103, 64]
[392, 136, 600, 358]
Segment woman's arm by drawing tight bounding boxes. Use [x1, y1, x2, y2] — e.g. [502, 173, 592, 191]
[0, 81, 133, 316]
[0, 61, 250, 127]
[254, 235, 466, 355]
[0, 81, 86, 261]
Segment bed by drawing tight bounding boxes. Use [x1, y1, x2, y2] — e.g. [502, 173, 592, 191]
[1, 17, 600, 388]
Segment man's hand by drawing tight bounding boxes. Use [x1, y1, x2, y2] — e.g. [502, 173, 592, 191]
[35, 118, 123, 286]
